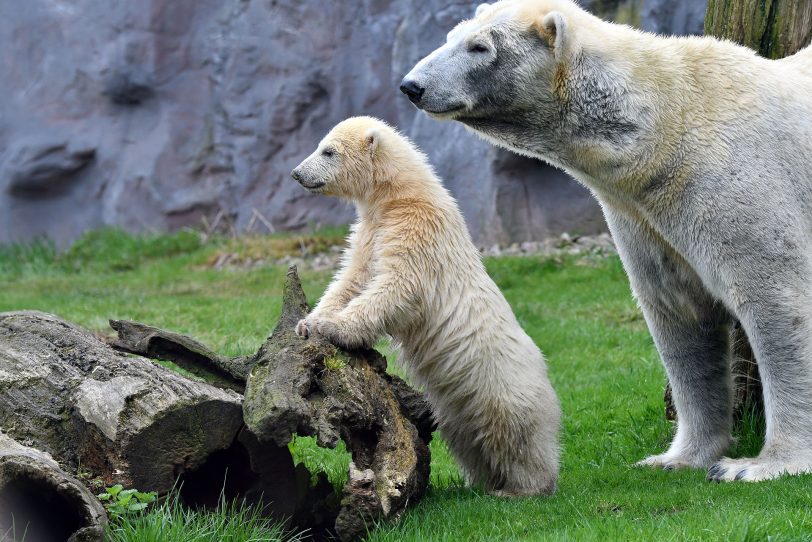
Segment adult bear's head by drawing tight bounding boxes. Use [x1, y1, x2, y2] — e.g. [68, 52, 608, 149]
[400, 0, 596, 160]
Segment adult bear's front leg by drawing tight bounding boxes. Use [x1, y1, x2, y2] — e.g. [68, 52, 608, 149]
[604, 207, 734, 470]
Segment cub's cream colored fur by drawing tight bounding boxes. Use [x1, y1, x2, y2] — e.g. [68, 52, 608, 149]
[402, 0, 812, 482]
[291, 116, 561, 495]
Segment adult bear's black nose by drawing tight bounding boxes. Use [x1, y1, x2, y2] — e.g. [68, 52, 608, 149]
[399, 79, 425, 104]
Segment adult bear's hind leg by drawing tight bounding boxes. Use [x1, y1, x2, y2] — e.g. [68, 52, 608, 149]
[634, 295, 734, 469]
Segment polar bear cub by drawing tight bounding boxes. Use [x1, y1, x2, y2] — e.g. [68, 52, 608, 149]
[291, 116, 561, 495]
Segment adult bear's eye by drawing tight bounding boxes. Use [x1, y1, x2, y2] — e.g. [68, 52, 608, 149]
[469, 43, 489, 54]
[322, 148, 335, 158]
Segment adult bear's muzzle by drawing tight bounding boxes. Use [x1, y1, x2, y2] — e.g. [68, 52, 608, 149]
[399, 79, 425, 105]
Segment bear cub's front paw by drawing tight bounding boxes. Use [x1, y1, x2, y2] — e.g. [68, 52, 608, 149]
[307, 317, 340, 341]
[295, 318, 311, 338]
[308, 316, 369, 350]
[296, 316, 341, 342]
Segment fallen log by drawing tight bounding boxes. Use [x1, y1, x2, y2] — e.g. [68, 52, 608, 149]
[0, 310, 314, 528]
[0, 266, 433, 540]
[0, 310, 245, 497]
[0, 432, 106, 542]
[111, 266, 435, 541]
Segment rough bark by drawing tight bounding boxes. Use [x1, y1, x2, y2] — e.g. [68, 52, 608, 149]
[243, 267, 433, 541]
[0, 432, 106, 542]
[665, 1, 812, 423]
[705, 0, 812, 59]
[112, 266, 435, 541]
[0, 310, 245, 496]
[108, 319, 250, 392]
[729, 327, 761, 416]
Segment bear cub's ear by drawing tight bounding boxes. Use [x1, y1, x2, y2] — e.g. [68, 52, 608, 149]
[535, 11, 568, 60]
[475, 3, 490, 18]
[365, 128, 380, 155]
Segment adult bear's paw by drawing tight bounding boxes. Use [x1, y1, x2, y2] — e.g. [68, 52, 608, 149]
[636, 435, 730, 471]
[706, 455, 812, 482]
[635, 453, 706, 471]
[636, 443, 727, 471]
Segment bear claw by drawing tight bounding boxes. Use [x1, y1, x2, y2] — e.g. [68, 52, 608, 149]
[706, 463, 727, 481]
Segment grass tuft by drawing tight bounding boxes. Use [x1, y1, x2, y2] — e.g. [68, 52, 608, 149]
[62, 228, 203, 273]
[105, 491, 299, 542]
[289, 435, 351, 489]
[0, 237, 58, 277]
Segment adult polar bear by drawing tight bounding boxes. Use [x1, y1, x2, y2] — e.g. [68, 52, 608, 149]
[401, 0, 812, 482]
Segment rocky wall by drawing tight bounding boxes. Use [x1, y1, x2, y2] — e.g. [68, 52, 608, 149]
[0, 0, 706, 247]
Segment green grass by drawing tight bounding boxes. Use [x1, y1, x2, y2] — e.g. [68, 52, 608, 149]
[105, 492, 300, 542]
[2, 229, 812, 541]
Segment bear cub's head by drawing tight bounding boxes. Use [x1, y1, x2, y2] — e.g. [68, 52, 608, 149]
[292, 116, 421, 202]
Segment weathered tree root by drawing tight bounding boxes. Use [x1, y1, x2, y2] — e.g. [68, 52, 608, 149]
[0, 432, 106, 542]
[243, 270, 433, 540]
[111, 266, 436, 541]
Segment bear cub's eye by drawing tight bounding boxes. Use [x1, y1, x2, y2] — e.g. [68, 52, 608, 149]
[469, 43, 489, 54]
[322, 148, 335, 158]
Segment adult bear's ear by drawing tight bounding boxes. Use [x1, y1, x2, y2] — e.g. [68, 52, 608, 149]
[475, 3, 490, 17]
[535, 11, 569, 60]
[365, 128, 380, 155]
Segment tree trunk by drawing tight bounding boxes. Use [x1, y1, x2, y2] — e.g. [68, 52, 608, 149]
[0, 432, 106, 542]
[665, 1, 812, 422]
[705, 0, 812, 59]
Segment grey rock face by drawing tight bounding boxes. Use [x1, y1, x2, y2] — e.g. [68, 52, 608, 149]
[0, 0, 706, 247]
[641, 0, 707, 35]
[4, 139, 96, 196]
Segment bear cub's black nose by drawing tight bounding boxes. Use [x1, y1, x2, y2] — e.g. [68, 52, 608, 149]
[399, 79, 425, 103]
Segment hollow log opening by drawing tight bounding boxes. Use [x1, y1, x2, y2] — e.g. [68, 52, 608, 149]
[123, 399, 245, 493]
[176, 439, 257, 509]
[344, 427, 380, 470]
[0, 467, 88, 542]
